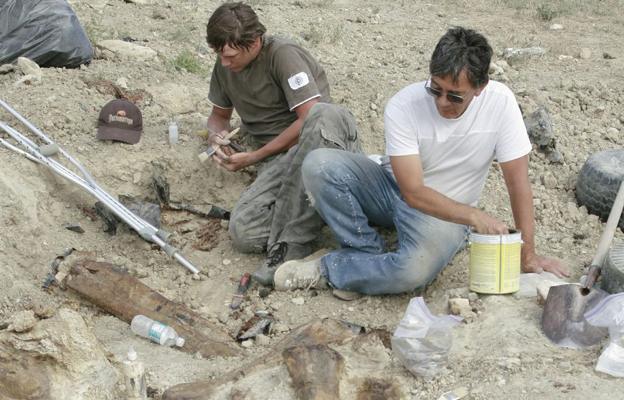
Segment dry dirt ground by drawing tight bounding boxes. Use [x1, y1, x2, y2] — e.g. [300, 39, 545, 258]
[1, 0, 624, 399]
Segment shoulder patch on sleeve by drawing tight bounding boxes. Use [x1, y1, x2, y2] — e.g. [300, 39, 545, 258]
[288, 72, 310, 90]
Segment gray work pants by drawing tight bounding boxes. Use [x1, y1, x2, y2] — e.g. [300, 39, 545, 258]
[228, 103, 361, 255]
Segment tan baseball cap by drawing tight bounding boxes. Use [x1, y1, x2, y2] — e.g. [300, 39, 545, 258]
[96, 99, 143, 144]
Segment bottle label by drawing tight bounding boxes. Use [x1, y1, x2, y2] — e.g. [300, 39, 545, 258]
[148, 322, 167, 343]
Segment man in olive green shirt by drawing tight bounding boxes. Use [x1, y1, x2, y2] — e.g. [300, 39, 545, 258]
[205, 2, 361, 285]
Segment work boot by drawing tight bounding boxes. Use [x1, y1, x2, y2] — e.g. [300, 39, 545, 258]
[273, 256, 328, 291]
[251, 242, 288, 286]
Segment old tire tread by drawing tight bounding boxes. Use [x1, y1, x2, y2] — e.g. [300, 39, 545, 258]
[575, 149, 624, 231]
[602, 241, 624, 294]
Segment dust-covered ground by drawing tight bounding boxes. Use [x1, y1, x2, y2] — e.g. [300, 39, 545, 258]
[1, 0, 624, 399]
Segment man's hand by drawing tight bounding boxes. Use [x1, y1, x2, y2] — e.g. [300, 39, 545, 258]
[207, 130, 229, 146]
[213, 151, 259, 171]
[522, 253, 570, 278]
[470, 209, 509, 234]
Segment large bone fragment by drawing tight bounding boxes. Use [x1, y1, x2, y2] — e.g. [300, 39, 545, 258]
[65, 259, 239, 358]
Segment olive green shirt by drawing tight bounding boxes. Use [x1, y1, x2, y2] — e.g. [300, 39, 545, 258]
[208, 36, 331, 144]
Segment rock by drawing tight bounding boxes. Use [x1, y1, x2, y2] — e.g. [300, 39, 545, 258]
[489, 62, 504, 75]
[448, 298, 475, 321]
[540, 173, 557, 189]
[524, 106, 555, 147]
[606, 127, 620, 141]
[0, 309, 120, 399]
[0, 64, 15, 74]
[96, 40, 157, 61]
[517, 272, 568, 298]
[579, 48, 592, 59]
[545, 149, 563, 164]
[241, 339, 254, 348]
[147, 82, 197, 114]
[549, 23, 564, 30]
[255, 333, 271, 346]
[272, 322, 290, 333]
[495, 59, 510, 70]
[292, 297, 305, 305]
[8, 310, 37, 333]
[32, 301, 56, 319]
[222, 259, 232, 266]
[116, 77, 129, 89]
[502, 47, 546, 65]
[17, 57, 42, 78]
[125, 0, 155, 4]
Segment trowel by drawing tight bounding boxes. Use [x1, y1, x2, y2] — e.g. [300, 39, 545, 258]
[542, 180, 624, 348]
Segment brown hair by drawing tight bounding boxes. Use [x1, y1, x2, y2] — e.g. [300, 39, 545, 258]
[206, 2, 266, 52]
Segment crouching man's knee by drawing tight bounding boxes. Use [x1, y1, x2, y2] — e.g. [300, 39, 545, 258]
[227, 212, 266, 254]
[302, 148, 344, 192]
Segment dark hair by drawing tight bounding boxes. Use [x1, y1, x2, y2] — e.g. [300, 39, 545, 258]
[206, 2, 266, 52]
[429, 27, 492, 88]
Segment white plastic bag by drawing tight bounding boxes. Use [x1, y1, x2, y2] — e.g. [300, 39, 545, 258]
[391, 297, 462, 379]
[584, 292, 624, 377]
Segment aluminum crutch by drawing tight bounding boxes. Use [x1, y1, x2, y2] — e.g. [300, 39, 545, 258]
[0, 100, 200, 274]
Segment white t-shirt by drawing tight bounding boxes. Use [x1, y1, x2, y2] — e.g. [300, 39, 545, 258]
[383, 80, 531, 206]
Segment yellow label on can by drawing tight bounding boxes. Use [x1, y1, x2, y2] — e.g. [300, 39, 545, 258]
[469, 232, 522, 294]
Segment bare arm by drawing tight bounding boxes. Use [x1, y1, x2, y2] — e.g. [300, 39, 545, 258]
[253, 98, 319, 160]
[207, 105, 233, 136]
[500, 156, 569, 276]
[215, 98, 319, 171]
[390, 154, 508, 233]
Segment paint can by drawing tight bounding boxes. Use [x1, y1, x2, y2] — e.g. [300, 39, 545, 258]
[469, 230, 523, 294]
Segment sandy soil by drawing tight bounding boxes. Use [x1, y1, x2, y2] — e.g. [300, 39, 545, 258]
[1, 0, 624, 399]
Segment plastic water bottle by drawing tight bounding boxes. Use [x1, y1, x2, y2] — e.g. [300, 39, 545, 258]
[121, 347, 147, 400]
[168, 120, 178, 145]
[130, 315, 185, 347]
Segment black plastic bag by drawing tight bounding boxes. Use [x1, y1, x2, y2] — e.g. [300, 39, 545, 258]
[0, 0, 93, 68]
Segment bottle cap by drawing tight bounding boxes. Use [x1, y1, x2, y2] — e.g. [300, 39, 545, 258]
[176, 337, 185, 347]
[127, 347, 137, 361]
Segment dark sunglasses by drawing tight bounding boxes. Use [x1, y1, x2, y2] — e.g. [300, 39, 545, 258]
[425, 80, 466, 104]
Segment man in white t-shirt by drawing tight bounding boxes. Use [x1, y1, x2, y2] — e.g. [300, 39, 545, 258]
[272, 27, 569, 296]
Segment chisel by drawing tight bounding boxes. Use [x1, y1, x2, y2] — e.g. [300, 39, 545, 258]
[230, 272, 252, 310]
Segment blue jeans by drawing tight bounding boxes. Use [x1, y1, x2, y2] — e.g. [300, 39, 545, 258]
[302, 149, 468, 295]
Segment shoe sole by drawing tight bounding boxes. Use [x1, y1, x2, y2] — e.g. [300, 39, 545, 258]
[332, 289, 362, 301]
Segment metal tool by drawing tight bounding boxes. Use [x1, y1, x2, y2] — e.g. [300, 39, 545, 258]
[542, 179, 624, 348]
[0, 98, 200, 275]
[198, 127, 240, 162]
[230, 272, 251, 310]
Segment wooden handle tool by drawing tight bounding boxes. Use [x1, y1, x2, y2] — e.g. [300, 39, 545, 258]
[198, 127, 240, 163]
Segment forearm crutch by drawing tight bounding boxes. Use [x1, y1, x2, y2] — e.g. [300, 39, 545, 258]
[0, 98, 200, 275]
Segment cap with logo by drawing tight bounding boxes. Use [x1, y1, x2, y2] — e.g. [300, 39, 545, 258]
[96, 99, 143, 144]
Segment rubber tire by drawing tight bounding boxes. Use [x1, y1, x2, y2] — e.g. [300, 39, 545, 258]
[602, 240, 624, 294]
[575, 149, 624, 231]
